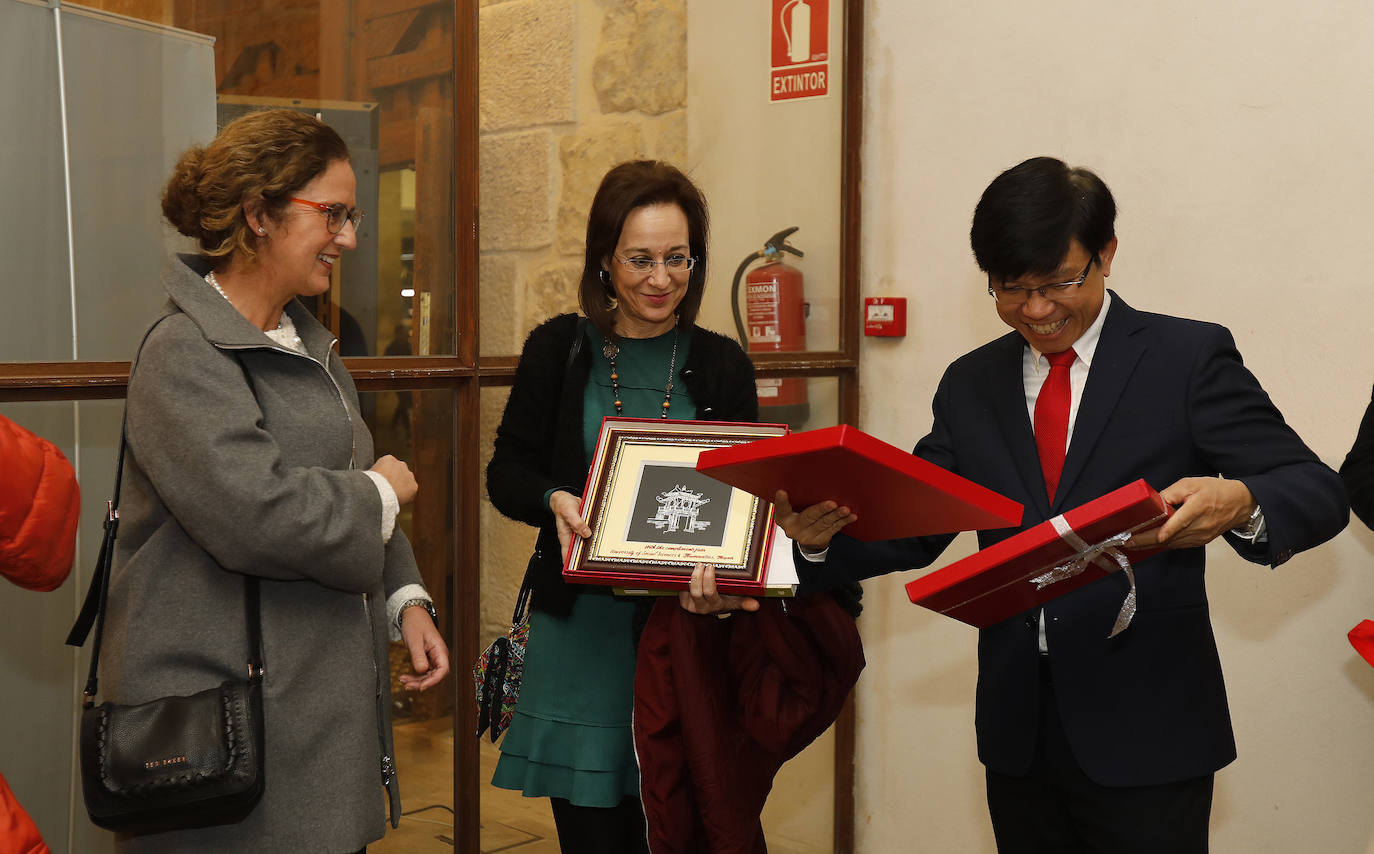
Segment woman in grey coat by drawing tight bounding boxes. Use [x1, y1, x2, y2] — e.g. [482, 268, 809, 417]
[101, 109, 449, 853]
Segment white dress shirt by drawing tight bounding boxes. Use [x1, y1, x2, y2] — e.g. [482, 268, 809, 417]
[1021, 291, 1111, 454]
[1025, 293, 1112, 650]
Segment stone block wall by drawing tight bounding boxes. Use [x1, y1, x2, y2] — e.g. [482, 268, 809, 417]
[479, 0, 688, 640]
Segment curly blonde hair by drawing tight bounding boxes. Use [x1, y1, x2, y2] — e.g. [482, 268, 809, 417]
[161, 109, 350, 261]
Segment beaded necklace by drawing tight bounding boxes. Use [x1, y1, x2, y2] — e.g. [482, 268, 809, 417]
[204, 271, 283, 331]
[603, 324, 680, 418]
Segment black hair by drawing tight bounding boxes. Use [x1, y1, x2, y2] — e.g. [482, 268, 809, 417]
[969, 156, 1116, 281]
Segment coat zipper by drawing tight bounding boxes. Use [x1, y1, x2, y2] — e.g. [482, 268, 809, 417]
[216, 339, 356, 468]
[217, 339, 393, 808]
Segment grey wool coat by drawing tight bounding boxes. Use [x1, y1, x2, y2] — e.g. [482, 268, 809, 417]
[101, 254, 423, 853]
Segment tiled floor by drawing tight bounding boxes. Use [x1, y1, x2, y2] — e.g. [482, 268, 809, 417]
[372, 717, 832, 853]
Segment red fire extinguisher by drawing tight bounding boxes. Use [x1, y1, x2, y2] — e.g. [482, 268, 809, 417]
[731, 227, 810, 429]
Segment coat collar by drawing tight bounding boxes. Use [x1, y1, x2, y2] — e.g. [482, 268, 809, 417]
[164, 254, 338, 360]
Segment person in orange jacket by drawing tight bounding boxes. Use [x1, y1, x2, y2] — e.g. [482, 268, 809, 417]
[0, 413, 81, 854]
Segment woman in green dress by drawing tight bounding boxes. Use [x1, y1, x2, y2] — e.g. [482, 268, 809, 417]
[486, 160, 760, 852]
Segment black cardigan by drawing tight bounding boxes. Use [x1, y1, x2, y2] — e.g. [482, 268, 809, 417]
[487, 314, 761, 616]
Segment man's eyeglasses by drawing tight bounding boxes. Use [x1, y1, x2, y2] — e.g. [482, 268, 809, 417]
[614, 253, 697, 274]
[289, 197, 365, 234]
[988, 258, 1094, 304]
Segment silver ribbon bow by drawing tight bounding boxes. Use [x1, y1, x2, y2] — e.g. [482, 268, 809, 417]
[1027, 516, 1138, 638]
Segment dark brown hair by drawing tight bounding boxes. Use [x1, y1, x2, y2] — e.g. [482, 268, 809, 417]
[579, 161, 710, 340]
[161, 109, 350, 261]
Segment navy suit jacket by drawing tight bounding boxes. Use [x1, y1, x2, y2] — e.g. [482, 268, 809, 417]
[804, 293, 1347, 786]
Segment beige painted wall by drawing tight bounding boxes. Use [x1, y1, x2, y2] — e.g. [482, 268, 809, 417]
[857, 1, 1374, 851]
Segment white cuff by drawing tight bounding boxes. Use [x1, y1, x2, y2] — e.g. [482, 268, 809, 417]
[364, 470, 400, 543]
[798, 545, 829, 563]
[386, 583, 431, 642]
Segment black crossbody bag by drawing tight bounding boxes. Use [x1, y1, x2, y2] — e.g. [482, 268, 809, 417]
[65, 324, 266, 833]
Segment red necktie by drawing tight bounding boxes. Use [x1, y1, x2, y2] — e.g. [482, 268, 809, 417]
[1034, 348, 1077, 502]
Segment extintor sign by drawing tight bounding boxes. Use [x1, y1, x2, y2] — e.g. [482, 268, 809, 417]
[770, 0, 829, 102]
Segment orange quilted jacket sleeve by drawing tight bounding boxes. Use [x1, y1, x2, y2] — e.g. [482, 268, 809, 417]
[0, 772, 48, 854]
[0, 415, 79, 592]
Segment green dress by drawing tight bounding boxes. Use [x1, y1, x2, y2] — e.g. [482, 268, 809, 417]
[491, 324, 694, 806]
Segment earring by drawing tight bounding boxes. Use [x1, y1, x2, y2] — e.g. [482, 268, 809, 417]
[257, 227, 266, 235]
[607, 295, 619, 311]
[598, 269, 609, 284]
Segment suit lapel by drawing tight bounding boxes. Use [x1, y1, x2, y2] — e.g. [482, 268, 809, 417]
[984, 333, 1051, 519]
[1054, 292, 1146, 511]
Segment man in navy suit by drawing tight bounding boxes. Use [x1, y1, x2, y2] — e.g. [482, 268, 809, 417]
[779, 157, 1348, 852]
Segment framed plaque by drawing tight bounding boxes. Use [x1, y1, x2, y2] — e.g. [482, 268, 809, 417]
[564, 417, 790, 594]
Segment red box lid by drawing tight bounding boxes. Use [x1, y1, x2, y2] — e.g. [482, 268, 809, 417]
[904, 479, 1169, 628]
[695, 425, 1023, 541]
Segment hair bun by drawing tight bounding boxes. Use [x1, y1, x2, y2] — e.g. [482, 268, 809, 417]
[161, 145, 208, 239]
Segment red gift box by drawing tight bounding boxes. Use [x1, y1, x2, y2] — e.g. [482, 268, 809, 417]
[1349, 620, 1374, 670]
[904, 479, 1169, 631]
[695, 425, 1023, 541]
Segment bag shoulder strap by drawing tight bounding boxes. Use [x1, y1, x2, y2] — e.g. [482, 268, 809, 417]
[66, 315, 172, 653]
[512, 551, 538, 625]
